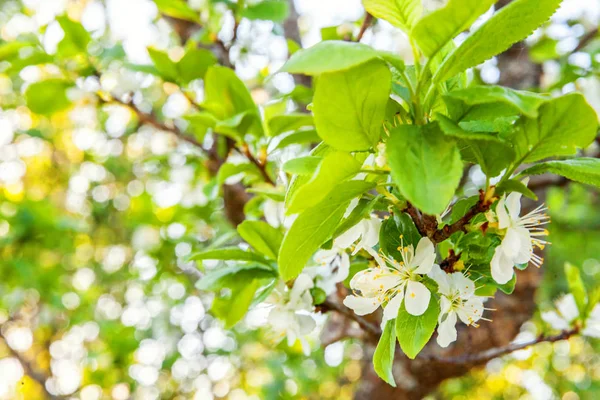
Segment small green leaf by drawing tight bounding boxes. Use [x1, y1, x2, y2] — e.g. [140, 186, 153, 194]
[518, 158, 600, 188]
[25, 79, 73, 115]
[212, 279, 262, 328]
[496, 179, 538, 200]
[268, 113, 314, 137]
[188, 247, 272, 266]
[434, 0, 562, 83]
[395, 297, 440, 359]
[444, 86, 549, 118]
[373, 320, 397, 387]
[177, 48, 217, 83]
[379, 213, 421, 260]
[565, 263, 587, 314]
[387, 123, 462, 215]
[148, 48, 179, 82]
[238, 220, 284, 260]
[56, 16, 91, 58]
[313, 60, 391, 151]
[273, 130, 321, 150]
[412, 0, 496, 58]
[363, 0, 422, 33]
[279, 181, 376, 281]
[280, 40, 380, 75]
[282, 156, 322, 175]
[286, 152, 361, 214]
[154, 0, 200, 22]
[508, 93, 598, 163]
[195, 264, 275, 291]
[242, 0, 289, 22]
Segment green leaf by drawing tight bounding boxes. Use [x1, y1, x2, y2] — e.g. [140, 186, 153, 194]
[56, 16, 91, 57]
[447, 196, 479, 225]
[508, 93, 598, 164]
[0, 41, 30, 61]
[412, 0, 496, 58]
[280, 40, 380, 75]
[148, 48, 179, 82]
[287, 152, 362, 214]
[246, 187, 286, 202]
[242, 0, 289, 22]
[434, 0, 562, 83]
[216, 163, 259, 185]
[363, 0, 422, 33]
[282, 156, 322, 175]
[154, 0, 200, 22]
[195, 264, 276, 291]
[313, 60, 391, 151]
[188, 247, 272, 266]
[518, 158, 600, 187]
[565, 263, 587, 314]
[212, 279, 262, 328]
[387, 123, 462, 214]
[379, 213, 421, 260]
[444, 86, 549, 118]
[279, 181, 376, 281]
[268, 113, 314, 137]
[25, 79, 73, 115]
[273, 130, 321, 150]
[237, 220, 283, 260]
[177, 48, 217, 83]
[395, 296, 440, 359]
[373, 321, 397, 387]
[285, 143, 332, 209]
[496, 179, 537, 200]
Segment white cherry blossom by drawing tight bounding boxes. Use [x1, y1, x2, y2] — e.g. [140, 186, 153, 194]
[541, 294, 600, 338]
[266, 274, 316, 354]
[491, 190, 549, 284]
[343, 236, 437, 323]
[429, 265, 485, 347]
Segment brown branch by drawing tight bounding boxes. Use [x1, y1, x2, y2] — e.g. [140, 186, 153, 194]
[355, 13, 373, 42]
[319, 299, 382, 338]
[421, 328, 579, 365]
[235, 145, 275, 186]
[431, 190, 492, 243]
[574, 27, 599, 53]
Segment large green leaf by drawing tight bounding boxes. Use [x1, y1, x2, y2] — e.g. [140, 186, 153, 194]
[387, 123, 463, 214]
[287, 152, 361, 214]
[313, 60, 391, 151]
[177, 48, 217, 83]
[281, 40, 380, 75]
[285, 143, 332, 209]
[518, 158, 600, 187]
[434, 0, 562, 83]
[445, 85, 549, 118]
[395, 296, 440, 359]
[282, 156, 322, 176]
[25, 79, 73, 115]
[379, 213, 421, 261]
[508, 93, 598, 164]
[268, 113, 314, 136]
[237, 220, 283, 260]
[373, 321, 397, 387]
[363, 0, 422, 33]
[412, 0, 496, 58]
[279, 181, 376, 281]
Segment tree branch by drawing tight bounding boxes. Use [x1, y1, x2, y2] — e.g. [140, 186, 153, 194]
[355, 13, 373, 42]
[235, 144, 275, 185]
[421, 328, 579, 365]
[574, 27, 599, 52]
[319, 299, 382, 339]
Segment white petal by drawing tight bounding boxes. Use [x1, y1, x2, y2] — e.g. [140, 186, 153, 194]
[268, 307, 294, 331]
[411, 237, 436, 273]
[343, 295, 381, 316]
[314, 249, 337, 265]
[505, 192, 522, 221]
[556, 294, 580, 322]
[382, 290, 404, 325]
[357, 217, 381, 250]
[437, 311, 458, 348]
[496, 196, 511, 229]
[428, 264, 451, 296]
[451, 272, 476, 298]
[582, 322, 600, 339]
[289, 274, 314, 305]
[513, 227, 533, 265]
[491, 246, 514, 284]
[335, 222, 363, 249]
[343, 197, 360, 218]
[501, 227, 524, 259]
[457, 297, 484, 325]
[404, 280, 431, 316]
[333, 252, 350, 283]
[296, 313, 316, 336]
[541, 311, 569, 330]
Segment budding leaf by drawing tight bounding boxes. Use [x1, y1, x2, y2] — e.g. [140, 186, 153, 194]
[387, 123, 462, 215]
[279, 181, 376, 281]
[313, 60, 391, 151]
[373, 320, 397, 387]
[395, 297, 440, 359]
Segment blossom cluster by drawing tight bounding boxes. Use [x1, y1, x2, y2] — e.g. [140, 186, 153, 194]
[265, 188, 549, 351]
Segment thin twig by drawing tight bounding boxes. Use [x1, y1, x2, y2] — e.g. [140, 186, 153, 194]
[355, 13, 373, 42]
[319, 299, 382, 338]
[574, 28, 599, 52]
[235, 145, 275, 186]
[421, 328, 578, 364]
